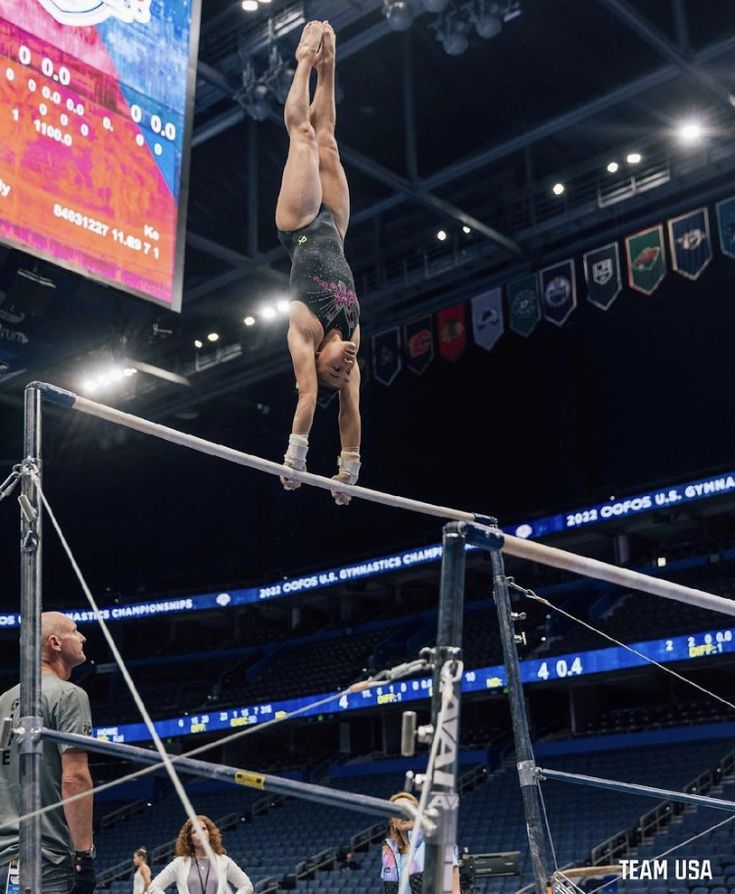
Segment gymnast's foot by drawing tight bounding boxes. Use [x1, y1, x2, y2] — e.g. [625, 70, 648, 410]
[296, 21, 324, 64]
[317, 21, 335, 71]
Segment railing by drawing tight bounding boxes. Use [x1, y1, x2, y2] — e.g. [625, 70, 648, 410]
[591, 743, 735, 867]
[254, 875, 279, 894]
[99, 797, 150, 831]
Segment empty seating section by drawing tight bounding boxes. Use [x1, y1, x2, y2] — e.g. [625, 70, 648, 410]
[95, 737, 733, 894]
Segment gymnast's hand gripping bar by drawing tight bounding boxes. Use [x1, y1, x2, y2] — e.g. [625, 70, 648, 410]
[29, 382, 735, 618]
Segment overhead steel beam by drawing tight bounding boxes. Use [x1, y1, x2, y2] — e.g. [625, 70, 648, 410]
[185, 32, 735, 302]
[351, 32, 735, 225]
[598, 0, 735, 110]
[185, 232, 288, 285]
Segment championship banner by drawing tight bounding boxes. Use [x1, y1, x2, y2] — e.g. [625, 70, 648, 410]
[625, 224, 666, 294]
[716, 196, 735, 260]
[539, 259, 576, 327]
[668, 207, 712, 280]
[437, 303, 467, 362]
[583, 243, 622, 310]
[372, 327, 401, 386]
[404, 316, 434, 375]
[507, 274, 541, 337]
[471, 288, 504, 352]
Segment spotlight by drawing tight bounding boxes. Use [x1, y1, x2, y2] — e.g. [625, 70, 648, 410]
[243, 316, 256, 327]
[606, 161, 619, 174]
[657, 556, 667, 568]
[261, 306, 277, 321]
[472, 1, 503, 39]
[123, 367, 137, 377]
[678, 121, 703, 145]
[81, 379, 98, 394]
[241, 0, 258, 10]
[626, 152, 642, 164]
[109, 367, 124, 382]
[384, 0, 413, 32]
[276, 300, 290, 314]
[194, 339, 203, 348]
[462, 225, 471, 234]
[437, 229, 448, 241]
[207, 332, 220, 342]
[97, 372, 111, 386]
[552, 182, 565, 196]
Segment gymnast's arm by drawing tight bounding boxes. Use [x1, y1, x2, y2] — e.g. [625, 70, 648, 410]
[338, 359, 361, 453]
[287, 324, 318, 437]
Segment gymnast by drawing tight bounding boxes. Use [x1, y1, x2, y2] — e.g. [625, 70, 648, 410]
[276, 20, 361, 506]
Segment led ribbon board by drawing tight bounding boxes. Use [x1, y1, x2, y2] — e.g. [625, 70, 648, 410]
[93, 626, 735, 744]
[0, 0, 201, 310]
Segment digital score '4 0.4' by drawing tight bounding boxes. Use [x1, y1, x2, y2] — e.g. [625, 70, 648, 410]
[536, 656, 584, 681]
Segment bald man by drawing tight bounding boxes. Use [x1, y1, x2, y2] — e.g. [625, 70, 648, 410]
[0, 612, 96, 894]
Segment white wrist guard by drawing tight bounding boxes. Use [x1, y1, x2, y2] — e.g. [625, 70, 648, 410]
[285, 434, 309, 470]
[337, 451, 361, 484]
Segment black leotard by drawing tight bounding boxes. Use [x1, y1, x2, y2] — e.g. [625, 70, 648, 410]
[278, 205, 360, 340]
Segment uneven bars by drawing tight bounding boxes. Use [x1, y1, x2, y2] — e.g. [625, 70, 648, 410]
[41, 728, 424, 825]
[31, 382, 735, 617]
[537, 766, 735, 812]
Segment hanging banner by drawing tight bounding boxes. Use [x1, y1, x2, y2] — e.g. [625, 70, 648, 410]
[404, 316, 434, 375]
[668, 207, 712, 280]
[471, 288, 504, 352]
[626, 224, 666, 294]
[436, 303, 467, 362]
[372, 327, 402, 386]
[507, 274, 541, 337]
[539, 259, 576, 327]
[716, 196, 735, 260]
[583, 243, 622, 310]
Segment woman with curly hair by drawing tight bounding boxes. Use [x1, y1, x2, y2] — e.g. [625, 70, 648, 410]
[148, 815, 253, 894]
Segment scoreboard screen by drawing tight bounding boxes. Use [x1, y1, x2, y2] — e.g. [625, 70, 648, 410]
[0, 0, 202, 311]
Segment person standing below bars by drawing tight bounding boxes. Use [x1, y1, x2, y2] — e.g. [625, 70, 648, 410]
[276, 20, 362, 506]
[148, 815, 253, 894]
[133, 848, 152, 893]
[0, 612, 96, 894]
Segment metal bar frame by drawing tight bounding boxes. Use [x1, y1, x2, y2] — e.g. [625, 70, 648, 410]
[18, 382, 735, 894]
[423, 523, 466, 894]
[18, 387, 42, 894]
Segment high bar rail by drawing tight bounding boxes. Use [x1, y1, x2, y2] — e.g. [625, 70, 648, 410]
[31, 382, 735, 617]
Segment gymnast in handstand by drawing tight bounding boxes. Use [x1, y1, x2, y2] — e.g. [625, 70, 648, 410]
[276, 20, 361, 506]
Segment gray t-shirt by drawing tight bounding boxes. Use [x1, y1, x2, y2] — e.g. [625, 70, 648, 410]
[0, 673, 92, 865]
[187, 858, 218, 894]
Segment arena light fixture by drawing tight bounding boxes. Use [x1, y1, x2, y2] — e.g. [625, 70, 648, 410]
[437, 229, 448, 241]
[207, 332, 220, 343]
[677, 120, 704, 145]
[261, 306, 277, 321]
[606, 161, 619, 174]
[244, 316, 256, 327]
[123, 367, 138, 377]
[462, 225, 471, 234]
[626, 152, 642, 164]
[194, 339, 203, 349]
[242, 0, 259, 11]
[384, 0, 414, 31]
[276, 300, 290, 314]
[472, 0, 503, 39]
[552, 182, 565, 196]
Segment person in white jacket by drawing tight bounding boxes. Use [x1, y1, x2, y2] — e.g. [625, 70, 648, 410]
[148, 815, 253, 894]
